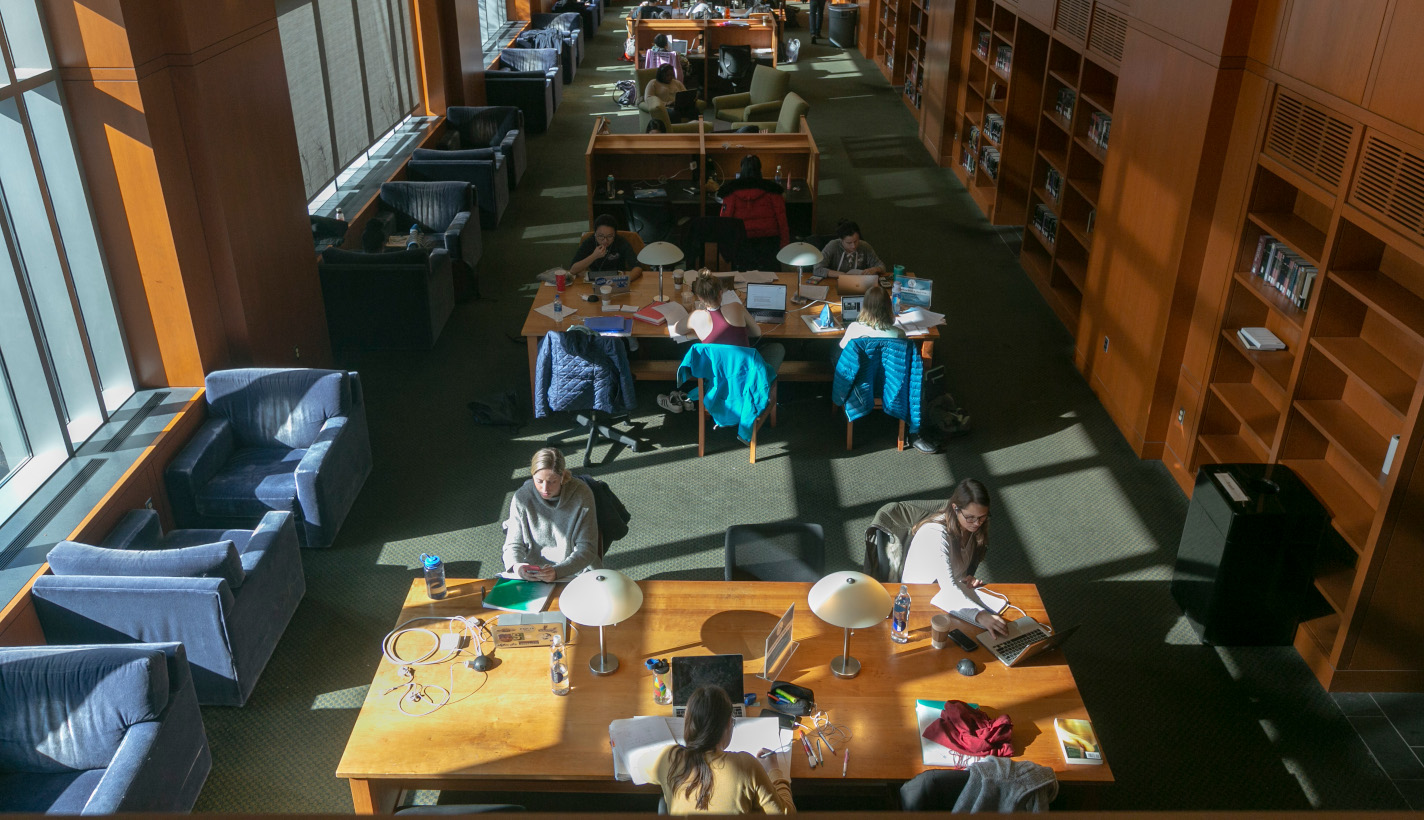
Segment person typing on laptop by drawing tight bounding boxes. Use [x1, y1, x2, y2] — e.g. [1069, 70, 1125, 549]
[644, 63, 694, 123]
[813, 220, 887, 278]
[900, 479, 1011, 638]
[571, 214, 646, 281]
[838, 285, 905, 349]
[502, 448, 600, 582]
[659, 273, 785, 412]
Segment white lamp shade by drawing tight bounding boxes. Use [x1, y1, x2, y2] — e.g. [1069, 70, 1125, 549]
[808, 571, 892, 629]
[558, 569, 644, 626]
[777, 241, 823, 268]
[638, 241, 684, 267]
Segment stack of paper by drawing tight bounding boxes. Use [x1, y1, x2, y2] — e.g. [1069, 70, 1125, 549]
[894, 308, 946, 336]
[610, 716, 791, 784]
[1237, 327, 1285, 351]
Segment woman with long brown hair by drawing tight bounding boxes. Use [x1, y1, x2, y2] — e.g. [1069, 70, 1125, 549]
[901, 478, 1010, 637]
[646, 685, 794, 814]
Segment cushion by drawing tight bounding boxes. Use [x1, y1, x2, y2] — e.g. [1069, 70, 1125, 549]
[0, 647, 166, 772]
[323, 247, 430, 267]
[413, 148, 496, 163]
[0, 769, 105, 812]
[499, 48, 558, 73]
[195, 446, 302, 521]
[205, 368, 348, 450]
[47, 540, 244, 589]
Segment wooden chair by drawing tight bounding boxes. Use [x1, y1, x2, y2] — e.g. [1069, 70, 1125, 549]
[697, 378, 776, 463]
[845, 399, 906, 451]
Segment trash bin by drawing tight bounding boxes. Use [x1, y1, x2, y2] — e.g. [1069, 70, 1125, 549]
[1170, 464, 1327, 645]
[828, 2, 858, 49]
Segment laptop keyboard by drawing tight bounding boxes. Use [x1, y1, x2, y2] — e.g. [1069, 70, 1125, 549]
[992, 627, 1047, 663]
[751, 311, 783, 324]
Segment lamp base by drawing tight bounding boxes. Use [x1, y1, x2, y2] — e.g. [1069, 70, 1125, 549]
[829, 655, 860, 679]
[590, 652, 620, 676]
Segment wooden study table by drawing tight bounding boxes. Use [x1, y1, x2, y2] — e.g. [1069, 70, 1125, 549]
[517, 271, 937, 397]
[627, 17, 778, 90]
[337, 580, 1112, 812]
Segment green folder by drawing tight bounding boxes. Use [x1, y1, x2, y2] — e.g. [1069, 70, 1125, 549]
[483, 576, 555, 613]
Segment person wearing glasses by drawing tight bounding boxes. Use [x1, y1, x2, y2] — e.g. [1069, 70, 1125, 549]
[570, 214, 646, 280]
[813, 220, 886, 278]
[900, 478, 1009, 637]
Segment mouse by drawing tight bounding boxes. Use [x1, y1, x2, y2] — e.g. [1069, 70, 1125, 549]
[956, 658, 976, 677]
[582, 294, 599, 303]
[468, 652, 494, 672]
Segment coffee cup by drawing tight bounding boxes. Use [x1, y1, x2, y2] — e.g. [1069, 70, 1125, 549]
[673, 269, 685, 289]
[555, 272, 567, 293]
[599, 285, 612, 307]
[930, 614, 952, 650]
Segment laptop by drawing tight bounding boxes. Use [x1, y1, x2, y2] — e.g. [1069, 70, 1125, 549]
[591, 273, 632, 294]
[672, 89, 700, 119]
[672, 655, 746, 717]
[836, 273, 880, 295]
[841, 295, 863, 322]
[977, 617, 1078, 668]
[745, 282, 787, 323]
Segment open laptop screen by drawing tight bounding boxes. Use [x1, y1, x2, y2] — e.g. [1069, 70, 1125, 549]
[672, 655, 745, 710]
[745, 283, 786, 311]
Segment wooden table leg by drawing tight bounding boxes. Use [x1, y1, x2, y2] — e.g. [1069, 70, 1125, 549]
[920, 339, 935, 359]
[348, 778, 402, 814]
[527, 335, 540, 401]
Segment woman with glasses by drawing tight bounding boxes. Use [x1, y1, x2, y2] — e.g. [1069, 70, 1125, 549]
[901, 478, 1009, 637]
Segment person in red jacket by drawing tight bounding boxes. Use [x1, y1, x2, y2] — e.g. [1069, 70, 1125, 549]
[717, 155, 789, 270]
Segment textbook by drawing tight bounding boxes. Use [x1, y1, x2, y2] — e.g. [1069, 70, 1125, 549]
[1053, 718, 1103, 765]
[633, 301, 670, 325]
[482, 576, 554, 613]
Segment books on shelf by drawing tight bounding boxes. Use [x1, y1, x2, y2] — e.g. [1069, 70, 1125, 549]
[1087, 112, 1111, 150]
[975, 30, 990, 58]
[994, 44, 1012, 73]
[1054, 718, 1103, 766]
[1237, 327, 1286, 351]
[1054, 87, 1076, 121]
[1085, 209, 1095, 235]
[979, 146, 1000, 180]
[1045, 167, 1063, 203]
[1249, 235, 1317, 311]
[1032, 204, 1058, 245]
[984, 113, 1004, 144]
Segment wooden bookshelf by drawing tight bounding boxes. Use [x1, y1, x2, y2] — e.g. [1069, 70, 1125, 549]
[901, 0, 928, 118]
[872, 0, 908, 87]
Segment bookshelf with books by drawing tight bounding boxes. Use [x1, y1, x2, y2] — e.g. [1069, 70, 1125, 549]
[901, 0, 928, 118]
[872, 0, 908, 87]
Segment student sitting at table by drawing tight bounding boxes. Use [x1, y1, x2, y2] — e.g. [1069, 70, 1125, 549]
[570, 214, 646, 280]
[502, 447, 600, 582]
[839, 284, 905, 349]
[901, 478, 1010, 637]
[659, 272, 785, 412]
[718, 155, 788, 271]
[644, 64, 692, 122]
[645, 685, 795, 814]
[813, 220, 887, 278]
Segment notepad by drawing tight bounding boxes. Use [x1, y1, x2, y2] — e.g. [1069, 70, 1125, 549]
[915, 700, 987, 768]
[482, 577, 554, 613]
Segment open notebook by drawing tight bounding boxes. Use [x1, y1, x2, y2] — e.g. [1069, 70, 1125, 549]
[609, 715, 791, 784]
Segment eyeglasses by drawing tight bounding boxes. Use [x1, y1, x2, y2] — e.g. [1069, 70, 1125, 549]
[954, 507, 990, 525]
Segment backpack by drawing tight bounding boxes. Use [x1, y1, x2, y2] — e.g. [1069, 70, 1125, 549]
[614, 79, 638, 107]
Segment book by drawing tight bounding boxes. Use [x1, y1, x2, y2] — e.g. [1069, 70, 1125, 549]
[1237, 327, 1285, 351]
[1054, 718, 1103, 765]
[482, 576, 555, 613]
[633, 301, 670, 325]
[1250, 235, 1273, 276]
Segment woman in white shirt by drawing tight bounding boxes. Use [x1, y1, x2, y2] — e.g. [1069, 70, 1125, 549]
[900, 479, 1010, 637]
[839, 285, 905, 349]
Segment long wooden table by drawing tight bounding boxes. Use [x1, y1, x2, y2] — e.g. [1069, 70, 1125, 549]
[337, 580, 1112, 812]
[519, 271, 938, 396]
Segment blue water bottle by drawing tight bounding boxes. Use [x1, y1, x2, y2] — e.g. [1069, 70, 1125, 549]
[421, 553, 447, 600]
[891, 584, 911, 644]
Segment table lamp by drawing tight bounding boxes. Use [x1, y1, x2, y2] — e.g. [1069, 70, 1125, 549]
[558, 569, 644, 675]
[808, 571, 892, 679]
[777, 241, 823, 305]
[638, 241, 684, 303]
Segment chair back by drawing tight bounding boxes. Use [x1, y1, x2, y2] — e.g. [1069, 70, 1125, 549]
[776, 91, 809, 133]
[634, 67, 659, 102]
[683, 216, 745, 269]
[724, 522, 824, 581]
[748, 63, 790, 104]
[579, 230, 645, 255]
[378, 181, 473, 232]
[643, 49, 683, 82]
[899, 769, 972, 811]
[499, 47, 560, 73]
[623, 197, 676, 244]
[205, 368, 352, 450]
[717, 44, 754, 88]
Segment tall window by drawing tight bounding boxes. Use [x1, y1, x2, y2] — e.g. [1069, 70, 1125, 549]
[0, 0, 134, 523]
[276, 0, 422, 200]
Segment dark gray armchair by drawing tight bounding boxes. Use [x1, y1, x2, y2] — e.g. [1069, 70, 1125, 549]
[165, 368, 372, 549]
[485, 49, 562, 134]
[408, 148, 510, 229]
[378, 180, 482, 296]
[531, 12, 585, 66]
[444, 105, 527, 189]
[516, 25, 577, 84]
[33, 509, 305, 707]
[319, 246, 454, 349]
[553, 0, 598, 34]
[0, 643, 210, 813]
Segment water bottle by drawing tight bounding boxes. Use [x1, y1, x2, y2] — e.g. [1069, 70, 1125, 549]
[891, 584, 911, 644]
[774, 164, 784, 186]
[553, 292, 564, 321]
[421, 553, 447, 600]
[550, 635, 571, 696]
[607, 174, 615, 198]
[407, 223, 419, 249]
[334, 206, 345, 223]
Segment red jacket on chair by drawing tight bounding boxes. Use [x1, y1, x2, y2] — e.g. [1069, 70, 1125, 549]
[718, 178, 789, 245]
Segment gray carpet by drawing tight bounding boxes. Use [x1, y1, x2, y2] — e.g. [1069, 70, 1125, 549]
[193, 6, 1405, 812]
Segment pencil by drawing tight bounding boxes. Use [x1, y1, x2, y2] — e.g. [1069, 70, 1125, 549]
[842, 748, 849, 778]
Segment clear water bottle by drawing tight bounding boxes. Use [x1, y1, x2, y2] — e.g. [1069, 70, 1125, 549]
[334, 206, 345, 223]
[607, 174, 615, 198]
[774, 164, 784, 186]
[550, 634, 571, 696]
[421, 553, 447, 600]
[408, 223, 419, 249]
[891, 584, 911, 644]
[553, 292, 564, 321]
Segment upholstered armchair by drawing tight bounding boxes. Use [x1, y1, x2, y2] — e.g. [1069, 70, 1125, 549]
[319, 247, 454, 350]
[485, 49, 563, 134]
[377, 180, 481, 292]
[553, 0, 598, 36]
[444, 105, 527, 189]
[0, 643, 210, 813]
[713, 64, 791, 122]
[531, 13, 585, 66]
[515, 26, 577, 84]
[33, 509, 305, 707]
[408, 148, 510, 228]
[165, 368, 372, 549]
[636, 67, 709, 133]
[732, 90, 809, 133]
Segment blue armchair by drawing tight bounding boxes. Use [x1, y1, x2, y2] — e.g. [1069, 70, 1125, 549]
[531, 12, 585, 66]
[165, 368, 372, 548]
[408, 149, 510, 229]
[320, 246, 455, 349]
[444, 105, 527, 190]
[33, 509, 306, 706]
[378, 181, 482, 297]
[485, 49, 563, 134]
[0, 643, 210, 813]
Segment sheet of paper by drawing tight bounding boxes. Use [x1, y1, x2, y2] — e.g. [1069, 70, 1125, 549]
[734, 271, 778, 284]
[796, 284, 830, 302]
[800, 315, 842, 334]
[533, 303, 578, 321]
[664, 716, 792, 777]
[915, 700, 986, 768]
[609, 716, 678, 785]
[720, 290, 744, 306]
[895, 307, 945, 336]
[601, 303, 624, 313]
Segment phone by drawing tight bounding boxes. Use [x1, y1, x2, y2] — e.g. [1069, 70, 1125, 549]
[947, 629, 978, 652]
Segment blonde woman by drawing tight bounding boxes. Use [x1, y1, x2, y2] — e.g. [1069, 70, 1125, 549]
[502, 448, 599, 581]
[839, 285, 905, 349]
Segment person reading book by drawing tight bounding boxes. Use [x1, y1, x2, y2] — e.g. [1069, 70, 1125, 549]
[571, 214, 646, 280]
[900, 479, 1010, 638]
[658, 272, 784, 413]
[813, 220, 886, 278]
[644, 685, 794, 814]
[502, 447, 599, 582]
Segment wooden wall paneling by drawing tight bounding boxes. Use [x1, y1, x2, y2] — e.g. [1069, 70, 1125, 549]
[1126, 0, 1249, 60]
[859, 0, 877, 54]
[1362, 0, 1424, 138]
[1275, 0, 1387, 106]
[415, 0, 455, 112]
[919, 0, 954, 161]
[1246, 0, 1287, 67]
[1013, 0, 1054, 31]
[454, 0, 488, 104]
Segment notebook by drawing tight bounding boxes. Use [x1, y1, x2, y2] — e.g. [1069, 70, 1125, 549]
[976, 617, 1078, 667]
[745, 282, 787, 323]
[483, 576, 555, 613]
[672, 655, 746, 718]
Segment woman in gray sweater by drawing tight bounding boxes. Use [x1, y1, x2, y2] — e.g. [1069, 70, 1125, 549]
[502, 448, 600, 582]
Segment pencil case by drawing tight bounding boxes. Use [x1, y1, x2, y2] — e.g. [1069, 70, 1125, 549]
[763, 681, 815, 717]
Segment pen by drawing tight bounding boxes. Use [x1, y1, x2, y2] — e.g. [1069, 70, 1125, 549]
[842, 748, 849, 778]
[817, 727, 837, 755]
[799, 730, 817, 769]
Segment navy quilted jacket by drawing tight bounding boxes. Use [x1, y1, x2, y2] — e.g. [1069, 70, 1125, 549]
[832, 338, 922, 433]
[535, 329, 636, 417]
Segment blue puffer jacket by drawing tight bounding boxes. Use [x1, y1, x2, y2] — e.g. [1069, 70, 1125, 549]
[676, 343, 776, 442]
[832, 338, 922, 433]
[535, 329, 636, 417]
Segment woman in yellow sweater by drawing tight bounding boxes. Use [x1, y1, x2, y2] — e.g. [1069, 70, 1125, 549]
[646, 686, 796, 814]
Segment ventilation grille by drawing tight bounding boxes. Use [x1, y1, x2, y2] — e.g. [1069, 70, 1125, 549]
[1055, 0, 1090, 43]
[1264, 89, 1355, 191]
[1087, 4, 1127, 64]
[0, 459, 105, 569]
[1349, 133, 1424, 240]
[100, 391, 168, 453]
